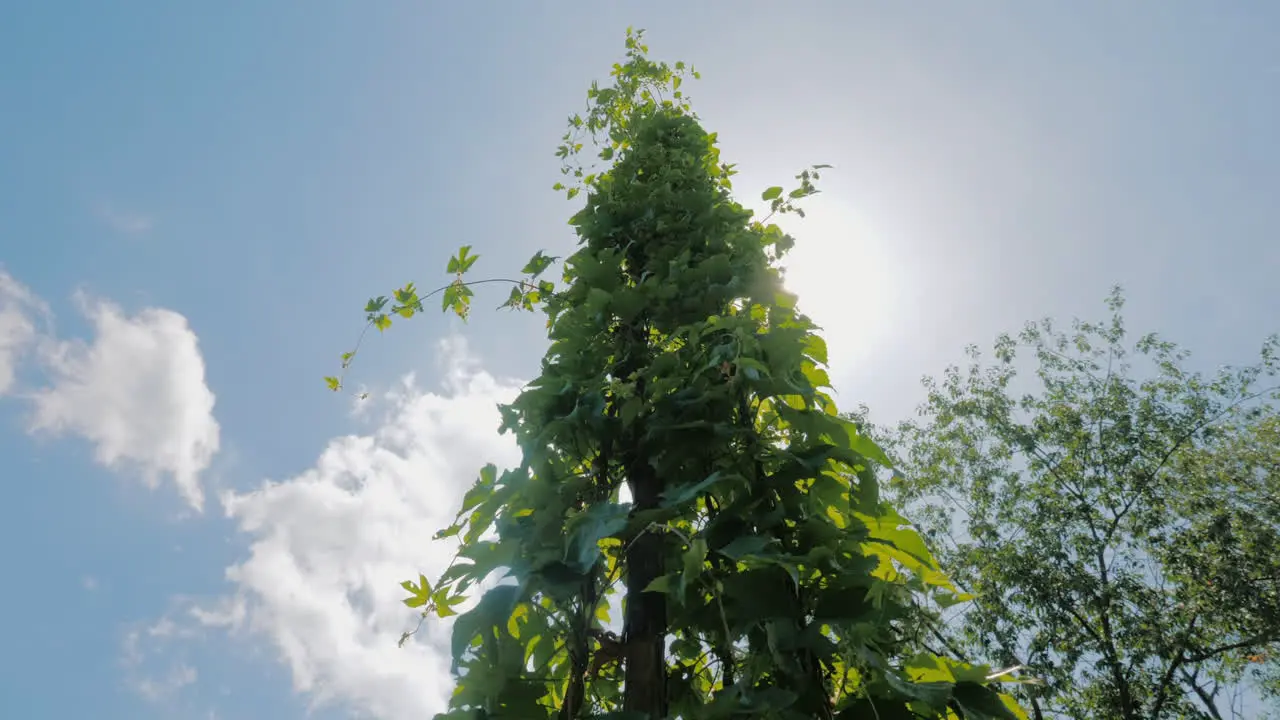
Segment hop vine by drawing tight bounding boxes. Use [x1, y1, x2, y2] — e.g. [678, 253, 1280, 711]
[330, 27, 1029, 720]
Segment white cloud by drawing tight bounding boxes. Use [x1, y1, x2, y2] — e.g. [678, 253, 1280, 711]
[28, 293, 220, 512]
[95, 201, 155, 236]
[193, 337, 522, 718]
[0, 269, 47, 395]
[122, 617, 202, 704]
[137, 662, 198, 702]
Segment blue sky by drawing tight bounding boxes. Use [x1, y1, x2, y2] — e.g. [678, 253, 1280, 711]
[1, 3, 1278, 718]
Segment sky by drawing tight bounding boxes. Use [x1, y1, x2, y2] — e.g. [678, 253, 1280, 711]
[1, 2, 1278, 718]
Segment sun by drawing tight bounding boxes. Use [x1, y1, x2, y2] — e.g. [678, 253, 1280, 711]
[776, 200, 909, 380]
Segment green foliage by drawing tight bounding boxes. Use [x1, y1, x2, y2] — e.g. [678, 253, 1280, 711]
[336, 28, 1025, 719]
[861, 289, 1280, 719]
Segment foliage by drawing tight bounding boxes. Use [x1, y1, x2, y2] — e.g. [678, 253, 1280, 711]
[334, 29, 1027, 719]
[859, 289, 1280, 719]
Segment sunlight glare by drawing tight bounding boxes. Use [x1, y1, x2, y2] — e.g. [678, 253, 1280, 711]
[777, 201, 911, 387]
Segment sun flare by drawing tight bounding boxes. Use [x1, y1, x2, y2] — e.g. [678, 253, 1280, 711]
[777, 202, 909, 383]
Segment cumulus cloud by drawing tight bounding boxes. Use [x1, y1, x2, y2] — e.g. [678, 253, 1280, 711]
[193, 337, 522, 717]
[0, 269, 47, 395]
[28, 293, 220, 511]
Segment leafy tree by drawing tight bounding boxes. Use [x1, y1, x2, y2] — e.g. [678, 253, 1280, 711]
[331, 29, 1026, 720]
[860, 289, 1280, 719]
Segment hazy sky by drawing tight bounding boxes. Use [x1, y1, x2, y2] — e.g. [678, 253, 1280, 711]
[1, 3, 1277, 718]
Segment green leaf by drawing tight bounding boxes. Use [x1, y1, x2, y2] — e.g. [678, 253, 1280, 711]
[434, 593, 465, 618]
[803, 334, 829, 365]
[859, 511, 940, 571]
[643, 575, 673, 593]
[812, 583, 872, 622]
[400, 575, 432, 609]
[952, 682, 1022, 720]
[855, 466, 881, 514]
[520, 251, 556, 278]
[393, 285, 417, 304]
[836, 416, 893, 467]
[458, 464, 497, 516]
[449, 584, 520, 669]
[903, 653, 958, 683]
[882, 669, 954, 707]
[565, 502, 630, 573]
[660, 471, 726, 508]
[755, 554, 801, 587]
[619, 396, 643, 426]
[680, 538, 707, 591]
[761, 186, 783, 201]
[498, 285, 523, 310]
[456, 539, 516, 588]
[718, 534, 772, 560]
[935, 589, 977, 609]
[433, 523, 462, 540]
[324, 376, 341, 391]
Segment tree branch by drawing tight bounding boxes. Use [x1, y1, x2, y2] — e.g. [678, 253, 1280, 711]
[1180, 666, 1224, 720]
[1148, 614, 1197, 719]
[1185, 631, 1278, 664]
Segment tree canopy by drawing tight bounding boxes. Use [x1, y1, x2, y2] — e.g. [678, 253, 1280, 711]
[862, 289, 1280, 719]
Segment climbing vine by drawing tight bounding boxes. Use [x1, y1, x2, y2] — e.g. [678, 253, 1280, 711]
[330, 28, 1029, 720]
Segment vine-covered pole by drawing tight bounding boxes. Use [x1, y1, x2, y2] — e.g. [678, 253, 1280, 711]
[331, 28, 1030, 720]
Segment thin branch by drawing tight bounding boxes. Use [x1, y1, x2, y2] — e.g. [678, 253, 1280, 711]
[1179, 666, 1224, 720]
[1148, 614, 1197, 718]
[1185, 631, 1278, 664]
